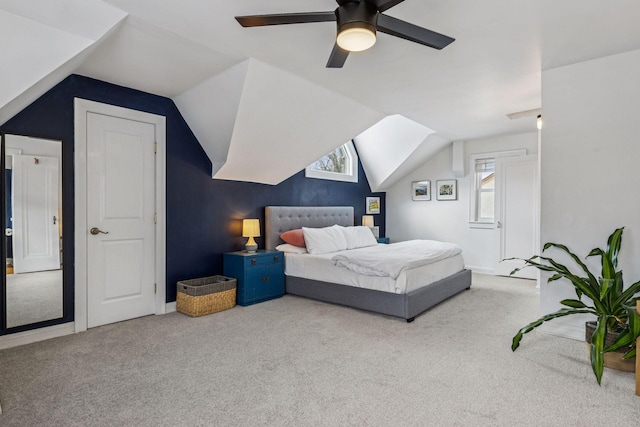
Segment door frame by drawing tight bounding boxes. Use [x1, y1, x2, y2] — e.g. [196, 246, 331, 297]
[74, 98, 166, 333]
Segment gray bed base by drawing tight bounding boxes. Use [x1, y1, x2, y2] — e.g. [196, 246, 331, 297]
[265, 206, 472, 322]
[286, 269, 471, 322]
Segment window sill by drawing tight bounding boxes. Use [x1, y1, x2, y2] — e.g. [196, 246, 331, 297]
[469, 221, 495, 229]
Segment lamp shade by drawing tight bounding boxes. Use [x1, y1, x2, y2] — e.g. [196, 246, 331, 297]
[362, 215, 374, 227]
[242, 219, 260, 237]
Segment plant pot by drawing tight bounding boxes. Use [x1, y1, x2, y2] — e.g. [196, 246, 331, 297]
[585, 321, 636, 373]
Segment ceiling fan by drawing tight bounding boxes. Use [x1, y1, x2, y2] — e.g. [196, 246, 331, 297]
[235, 0, 455, 68]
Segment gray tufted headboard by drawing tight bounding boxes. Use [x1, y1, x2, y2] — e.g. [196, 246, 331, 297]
[265, 206, 354, 250]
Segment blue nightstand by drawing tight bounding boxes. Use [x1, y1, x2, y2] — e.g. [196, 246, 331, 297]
[223, 250, 285, 306]
[377, 237, 390, 244]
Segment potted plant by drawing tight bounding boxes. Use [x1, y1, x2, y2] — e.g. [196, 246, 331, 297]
[508, 227, 640, 384]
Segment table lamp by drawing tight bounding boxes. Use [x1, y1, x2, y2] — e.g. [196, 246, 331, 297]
[242, 219, 260, 253]
[362, 215, 379, 238]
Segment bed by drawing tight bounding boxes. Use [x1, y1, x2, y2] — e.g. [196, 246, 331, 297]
[265, 206, 471, 322]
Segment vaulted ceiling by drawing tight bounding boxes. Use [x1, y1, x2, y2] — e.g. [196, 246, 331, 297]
[2, 0, 640, 188]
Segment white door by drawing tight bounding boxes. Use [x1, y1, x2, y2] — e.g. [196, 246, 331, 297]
[494, 155, 538, 278]
[86, 112, 156, 328]
[12, 154, 60, 274]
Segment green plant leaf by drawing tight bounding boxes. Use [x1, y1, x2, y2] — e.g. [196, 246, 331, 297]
[613, 280, 640, 308]
[605, 329, 633, 352]
[606, 227, 624, 269]
[539, 255, 603, 307]
[560, 299, 590, 309]
[599, 278, 613, 300]
[588, 247, 616, 281]
[512, 308, 595, 351]
[544, 242, 599, 288]
[590, 316, 608, 385]
[623, 348, 636, 359]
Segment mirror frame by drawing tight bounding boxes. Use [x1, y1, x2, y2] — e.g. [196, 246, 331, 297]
[0, 132, 69, 336]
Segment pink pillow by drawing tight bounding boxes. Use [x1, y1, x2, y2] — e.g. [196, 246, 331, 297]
[280, 229, 306, 248]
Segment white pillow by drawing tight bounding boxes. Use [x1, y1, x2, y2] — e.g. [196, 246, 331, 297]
[342, 226, 378, 249]
[302, 225, 348, 254]
[275, 243, 307, 254]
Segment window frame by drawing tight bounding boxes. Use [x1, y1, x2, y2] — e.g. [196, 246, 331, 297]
[474, 159, 496, 223]
[468, 149, 526, 229]
[305, 140, 358, 183]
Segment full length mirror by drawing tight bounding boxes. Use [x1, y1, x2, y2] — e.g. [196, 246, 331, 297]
[4, 134, 63, 328]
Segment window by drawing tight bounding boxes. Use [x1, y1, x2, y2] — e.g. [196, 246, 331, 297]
[468, 149, 526, 228]
[305, 141, 358, 183]
[474, 159, 495, 222]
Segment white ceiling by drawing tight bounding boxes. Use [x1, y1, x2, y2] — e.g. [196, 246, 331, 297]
[2, 0, 640, 186]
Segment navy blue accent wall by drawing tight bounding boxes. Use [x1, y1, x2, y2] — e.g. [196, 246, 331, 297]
[0, 74, 385, 325]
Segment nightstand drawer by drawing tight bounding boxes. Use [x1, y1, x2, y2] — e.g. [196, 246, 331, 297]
[244, 253, 282, 267]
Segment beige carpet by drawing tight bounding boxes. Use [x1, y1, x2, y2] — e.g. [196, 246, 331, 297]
[0, 273, 638, 426]
[6, 269, 63, 328]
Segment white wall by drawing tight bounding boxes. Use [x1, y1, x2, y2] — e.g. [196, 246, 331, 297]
[386, 132, 537, 273]
[540, 49, 640, 340]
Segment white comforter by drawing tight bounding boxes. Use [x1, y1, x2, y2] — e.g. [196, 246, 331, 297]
[331, 240, 462, 279]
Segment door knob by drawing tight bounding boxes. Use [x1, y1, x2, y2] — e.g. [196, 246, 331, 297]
[90, 227, 109, 235]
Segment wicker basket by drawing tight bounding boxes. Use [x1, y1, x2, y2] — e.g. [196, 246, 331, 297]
[176, 275, 236, 317]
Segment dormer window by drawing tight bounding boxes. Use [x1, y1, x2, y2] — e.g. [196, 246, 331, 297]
[305, 141, 358, 183]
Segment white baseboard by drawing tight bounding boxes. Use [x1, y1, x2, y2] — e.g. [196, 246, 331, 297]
[165, 302, 176, 313]
[0, 305, 177, 351]
[466, 266, 494, 275]
[0, 322, 75, 350]
[537, 321, 584, 342]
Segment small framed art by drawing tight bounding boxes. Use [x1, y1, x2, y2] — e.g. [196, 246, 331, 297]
[366, 197, 380, 214]
[436, 179, 457, 201]
[411, 181, 431, 201]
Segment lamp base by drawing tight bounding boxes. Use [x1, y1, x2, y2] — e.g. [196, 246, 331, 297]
[245, 236, 258, 253]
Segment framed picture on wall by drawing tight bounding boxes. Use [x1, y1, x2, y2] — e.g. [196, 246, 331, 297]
[412, 181, 431, 201]
[366, 197, 380, 214]
[436, 179, 457, 201]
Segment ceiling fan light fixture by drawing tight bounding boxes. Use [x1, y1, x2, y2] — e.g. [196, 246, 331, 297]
[337, 26, 376, 52]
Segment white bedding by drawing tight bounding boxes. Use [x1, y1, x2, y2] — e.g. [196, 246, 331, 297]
[332, 240, 461, 279]
[284, 242, 465, 294]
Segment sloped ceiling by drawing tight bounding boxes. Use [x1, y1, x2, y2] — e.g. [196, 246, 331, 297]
[354, 115, 436, 192]
[0, 0, 126, 124]
[3, 1, 640, 188]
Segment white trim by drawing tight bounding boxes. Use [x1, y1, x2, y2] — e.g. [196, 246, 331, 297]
[74, 99, 166, 333]
[305, 141, 358, 183]
[468, 221, 495, 229]
[467, 266, 494, 275]
[468, 149, 526, 226]
[165, 302, 176, 313]
[537, 322, 584, 342]
[0, 322, 74, 350]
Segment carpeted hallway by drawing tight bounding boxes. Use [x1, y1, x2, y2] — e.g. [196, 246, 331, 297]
[0, 273, 638, 426]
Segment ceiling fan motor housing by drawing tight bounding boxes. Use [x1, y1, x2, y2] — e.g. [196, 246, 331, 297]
[336, 1, 378, 36]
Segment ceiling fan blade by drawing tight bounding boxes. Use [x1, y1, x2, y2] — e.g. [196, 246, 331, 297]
[326, 43, 349, 68]
[377, 14, 454, 49]
[371, 0, 406, 13]
[236, 11, 336, 27]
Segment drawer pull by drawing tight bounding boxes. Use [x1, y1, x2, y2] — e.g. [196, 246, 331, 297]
[251, 259, 257, 265]
[261, 276, 270, 281]
[274, 255, 279, 262]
